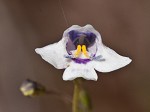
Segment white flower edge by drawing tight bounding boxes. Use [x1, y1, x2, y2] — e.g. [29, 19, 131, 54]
[35, 38, 69, 69]
[93, 44, 132, 73]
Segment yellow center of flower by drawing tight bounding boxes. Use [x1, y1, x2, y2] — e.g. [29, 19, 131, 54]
[74, 45, 89, 58]
[82, 45, 89, 58]
[75, 45, 81, 57]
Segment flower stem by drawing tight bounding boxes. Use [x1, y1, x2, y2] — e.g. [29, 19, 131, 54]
[72, 79, 80, 112]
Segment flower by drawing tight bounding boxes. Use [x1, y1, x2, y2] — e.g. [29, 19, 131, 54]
[35, 25, 132, 81]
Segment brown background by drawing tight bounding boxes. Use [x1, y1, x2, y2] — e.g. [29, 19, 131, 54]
[0, 0, 150, 112]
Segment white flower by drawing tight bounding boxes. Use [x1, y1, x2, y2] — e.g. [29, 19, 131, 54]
[35, 25, 132, 81]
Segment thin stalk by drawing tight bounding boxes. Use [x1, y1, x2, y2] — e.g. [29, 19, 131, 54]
[72, 79, 80, 112]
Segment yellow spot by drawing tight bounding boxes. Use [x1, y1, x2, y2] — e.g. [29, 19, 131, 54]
[75, 45, 81, 57]
[82, 45, 89, 58]
[23, 89, 34, 96]
[20, 83, 35, 96]
[20, 83, 32, 91]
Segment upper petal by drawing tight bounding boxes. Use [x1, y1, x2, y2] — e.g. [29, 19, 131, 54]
[63, 24, 102, 42]
[83, 24, 103, 43]
[63, 62, 98, 81]
[93, 45, 132, 72]
[35, 38, 69, 69]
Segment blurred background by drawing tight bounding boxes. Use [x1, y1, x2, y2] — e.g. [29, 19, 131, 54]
[0, 0, 150, 112]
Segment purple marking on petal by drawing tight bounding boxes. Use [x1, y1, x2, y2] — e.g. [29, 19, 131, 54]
[72, 58, 91, 64]
[66, 39, 76, 55]
[68, 30, 96, 47]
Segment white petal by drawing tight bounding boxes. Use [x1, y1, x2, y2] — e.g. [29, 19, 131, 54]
[63, 25, 81, 38]
[83, 24, 103, 42]
[63, 24, 102, 43]
[93, 45, 132, 72]
[35, 38, 69, 69]
[67, 25, 81, 31]
[63, 62, 98, 81]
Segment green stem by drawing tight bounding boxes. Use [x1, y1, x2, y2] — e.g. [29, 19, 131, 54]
[72, 79, 80, 112]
